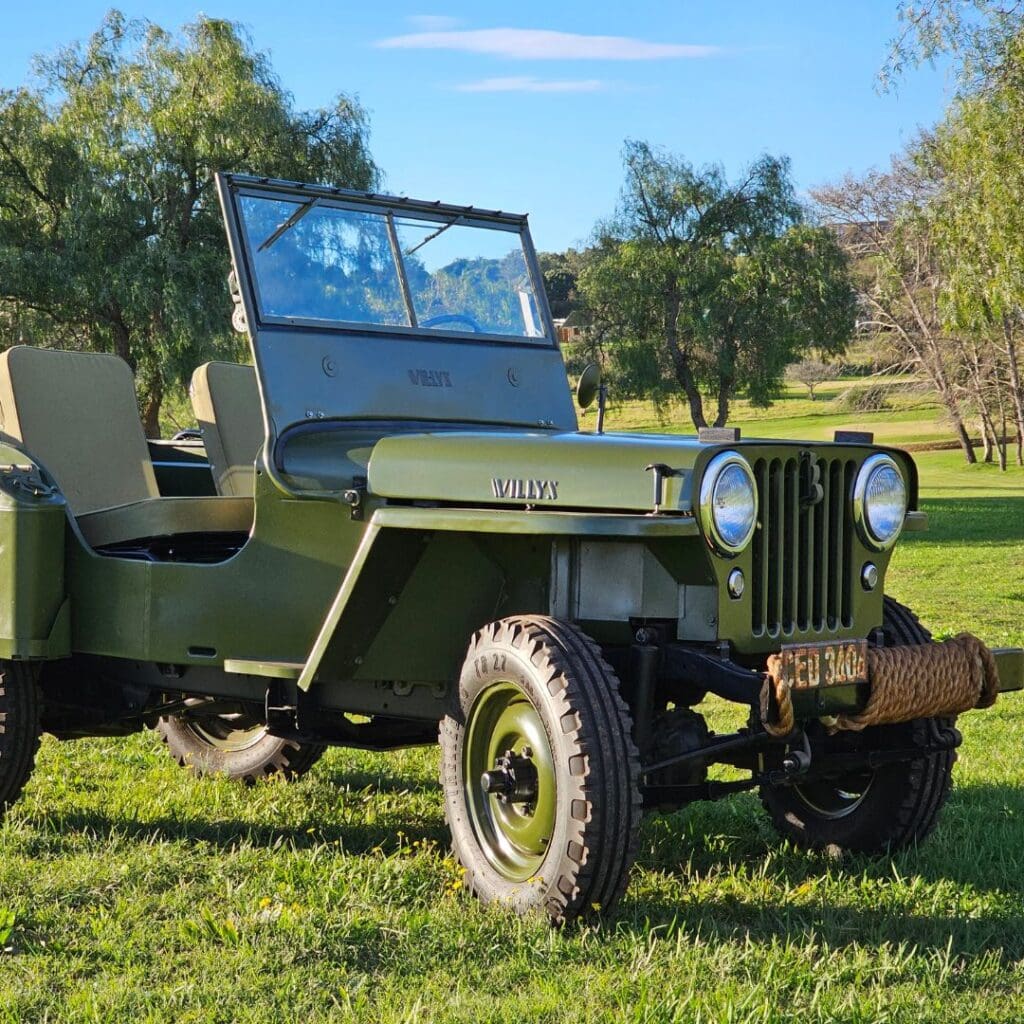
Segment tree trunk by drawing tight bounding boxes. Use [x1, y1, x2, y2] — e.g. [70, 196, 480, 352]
[141, 377, 163, 439]
[949, 411, 976, 463]
[663, 298, 706, 429]
[673, 356, 706, 430]
[981, 418, 994, 462]
[961, 339, 1001, 465]
[901, 330, 976, 463]
[713, 375, 731, 428]
[108, 308, 134, 370]
[929, 362, 974, 466]
[1002, 325, 1024, 466]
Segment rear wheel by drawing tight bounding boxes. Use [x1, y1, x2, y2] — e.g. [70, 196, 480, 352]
[440, 616, 641, 924]
[156, 701, 324, 784]
[0, 662, 42, 819]
[760, 597, 955, 853]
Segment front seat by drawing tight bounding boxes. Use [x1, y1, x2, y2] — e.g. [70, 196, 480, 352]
[0, 346, 252, 549]
[190, 362, 262, 498]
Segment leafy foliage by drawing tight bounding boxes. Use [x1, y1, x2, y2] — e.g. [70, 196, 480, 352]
[537, 250, 583, 319]
[578, 141, 856, 429]
[884, 0, 1024, 90]
[0, 11, 377, 432]
[914, 32, 1024, 466]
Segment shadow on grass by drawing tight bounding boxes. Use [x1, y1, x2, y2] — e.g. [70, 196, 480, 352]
[617, 887, 1024, 961]
[907, 497, 1024, 545]
[317, 765, 440, 796]
[639, 782, 1024, 884]
[32, 807, 450, 856]
[26, 774, 1024, 958]
[618, 780, 1024, 959]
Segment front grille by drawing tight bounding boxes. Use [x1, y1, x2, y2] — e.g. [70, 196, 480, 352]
[750, 455, 856, 638]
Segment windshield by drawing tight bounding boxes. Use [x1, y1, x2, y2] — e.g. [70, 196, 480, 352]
[237, 193, 546, 340]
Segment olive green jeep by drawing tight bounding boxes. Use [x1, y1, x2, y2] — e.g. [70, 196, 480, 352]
[0, 174, 1020, 924]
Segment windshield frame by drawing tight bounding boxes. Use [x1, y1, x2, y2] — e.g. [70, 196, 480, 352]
[226, 178, 555, 349]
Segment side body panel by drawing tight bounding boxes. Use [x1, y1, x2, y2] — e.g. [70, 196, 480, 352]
[67, 471, 360, 667]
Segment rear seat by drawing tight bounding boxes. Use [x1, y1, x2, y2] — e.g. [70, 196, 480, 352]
[189, 362, 262, 497]
[0, 346, 252, 549]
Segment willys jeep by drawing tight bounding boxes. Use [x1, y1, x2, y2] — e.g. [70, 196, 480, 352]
[0, 174, 1020, 924]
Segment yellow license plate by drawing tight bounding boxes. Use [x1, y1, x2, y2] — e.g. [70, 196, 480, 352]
[777, 640, 868, 690]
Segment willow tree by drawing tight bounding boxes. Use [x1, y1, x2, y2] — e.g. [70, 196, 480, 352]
[0, 11, 377, 433]
[579, 142, 855, 429]
[922, 66, 1024, 466]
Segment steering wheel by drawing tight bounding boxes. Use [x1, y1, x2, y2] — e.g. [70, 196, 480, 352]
[420, 313, 484, 333]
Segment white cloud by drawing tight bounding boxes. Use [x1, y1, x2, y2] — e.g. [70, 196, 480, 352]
[376, 28, 719, 61]
[455, 76, 605, 93]
[406, 15, 463, 32]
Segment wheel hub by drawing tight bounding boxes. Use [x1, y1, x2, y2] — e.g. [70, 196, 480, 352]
[481, 747, 540, 808]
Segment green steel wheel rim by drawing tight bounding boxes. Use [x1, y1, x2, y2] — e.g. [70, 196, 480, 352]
[463, 680, 557, 882]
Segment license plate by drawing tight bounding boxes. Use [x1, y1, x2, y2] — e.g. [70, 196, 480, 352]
[777, 640, 868, 690]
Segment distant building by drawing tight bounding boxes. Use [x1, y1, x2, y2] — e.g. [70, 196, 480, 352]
[556, 311, 589, 346]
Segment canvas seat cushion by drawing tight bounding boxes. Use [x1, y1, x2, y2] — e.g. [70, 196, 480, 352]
[190, 362, 263, 497]
[0, 346, 159, 515]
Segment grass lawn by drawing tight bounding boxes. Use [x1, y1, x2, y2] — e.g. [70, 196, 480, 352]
[3, 406, 1024, 1022]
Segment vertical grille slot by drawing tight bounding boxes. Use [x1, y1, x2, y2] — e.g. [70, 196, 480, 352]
[750, 453, 856, 638]
[751, 459, 768, 635]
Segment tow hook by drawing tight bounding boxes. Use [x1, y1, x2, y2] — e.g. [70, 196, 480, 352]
[768, 733, 812, 785]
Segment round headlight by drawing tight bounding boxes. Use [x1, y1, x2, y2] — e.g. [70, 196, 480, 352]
[854, 454, 907, 549]
[699, 452, 757, 555]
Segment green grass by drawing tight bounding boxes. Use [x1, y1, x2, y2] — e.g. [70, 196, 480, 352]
[3, 398, 1024, 1022]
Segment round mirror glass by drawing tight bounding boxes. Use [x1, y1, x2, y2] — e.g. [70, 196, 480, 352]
[576, 363, 601, 409]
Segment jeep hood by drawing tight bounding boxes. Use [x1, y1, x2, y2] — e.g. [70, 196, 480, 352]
[367, 431, 708, 513]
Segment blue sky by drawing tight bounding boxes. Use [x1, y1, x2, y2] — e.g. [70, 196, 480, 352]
[0, 2, 952, 252]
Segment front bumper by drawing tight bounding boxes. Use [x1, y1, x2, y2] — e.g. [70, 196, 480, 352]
[663, 642, 1024, 724]
[993, 648, 1024, 693]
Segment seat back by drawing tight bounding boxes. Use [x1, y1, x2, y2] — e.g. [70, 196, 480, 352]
[0, 346, 158, 515]
[190, 362, 262, 497]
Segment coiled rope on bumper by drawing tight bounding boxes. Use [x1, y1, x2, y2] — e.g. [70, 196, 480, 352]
[761, 633, 1000, 738]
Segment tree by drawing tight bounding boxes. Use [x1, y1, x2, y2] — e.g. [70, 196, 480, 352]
[537, 250, 583, 319]
[788, 359, 833, 400]
[0, 12, 377, 434]
[884, 1, 1024, 89]
[579, 141, 856, 429]
[919, 44, 1024, 466]
[812, 158, 979, 462]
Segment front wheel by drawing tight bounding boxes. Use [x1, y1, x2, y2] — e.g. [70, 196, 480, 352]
[0, 662, 42, 819]
[156, 700, 324, 784]
[760, 597, 955, 853]
[440, 616, 641, 924]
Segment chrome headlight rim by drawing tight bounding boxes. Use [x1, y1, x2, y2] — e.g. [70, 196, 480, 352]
[699, 450, 758, 556]
[853, 453, 906, 551]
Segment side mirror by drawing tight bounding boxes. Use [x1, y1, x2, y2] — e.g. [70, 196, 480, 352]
[576, 363, 601, 410]
[575, 363, 607, 433]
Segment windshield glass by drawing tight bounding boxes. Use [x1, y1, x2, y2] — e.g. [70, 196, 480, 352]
[237, 193, 546, 340]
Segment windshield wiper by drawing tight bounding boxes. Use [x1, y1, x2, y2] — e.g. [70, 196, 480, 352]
[403, 214, 464, 257]
[258, 198, 319, 252]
